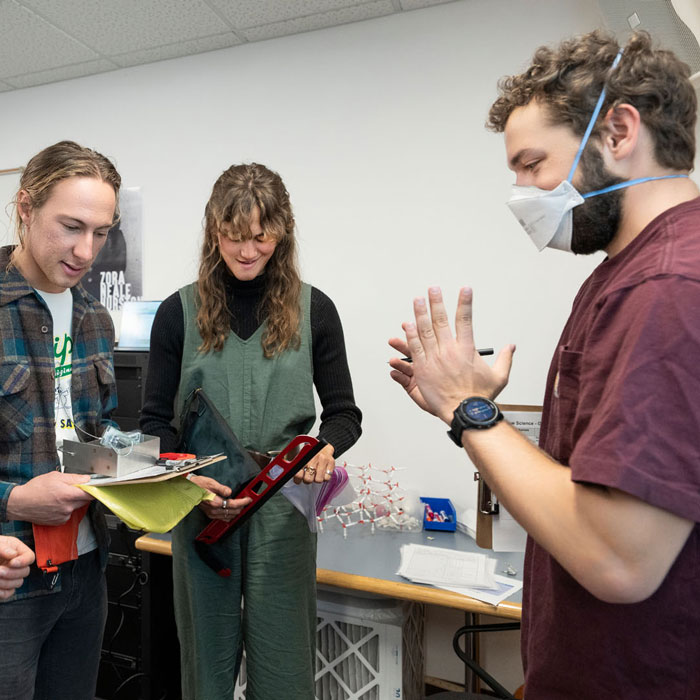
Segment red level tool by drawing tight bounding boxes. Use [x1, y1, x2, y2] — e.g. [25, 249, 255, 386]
[195, 435, 325, 576]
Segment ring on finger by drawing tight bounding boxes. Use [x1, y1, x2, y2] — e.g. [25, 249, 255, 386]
[222, 499, 228, 510]
[303, 466, 316, 475]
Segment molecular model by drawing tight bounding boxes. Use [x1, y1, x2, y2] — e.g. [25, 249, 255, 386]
[317, 463, 422, 538]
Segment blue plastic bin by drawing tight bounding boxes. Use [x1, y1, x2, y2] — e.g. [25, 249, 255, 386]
[420, 497, 457, 531]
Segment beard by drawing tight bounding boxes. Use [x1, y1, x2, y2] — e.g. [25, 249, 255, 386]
[571, 147, 624, 255]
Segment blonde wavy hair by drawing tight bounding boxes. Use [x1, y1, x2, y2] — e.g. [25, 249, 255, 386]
[13, 140, 121, 247]
[196, 163, 302, 357]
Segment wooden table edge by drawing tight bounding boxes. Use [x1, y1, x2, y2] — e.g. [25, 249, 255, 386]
[135, 534, 521, 620]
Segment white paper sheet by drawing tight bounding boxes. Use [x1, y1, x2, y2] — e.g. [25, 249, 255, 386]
[492, 409, 542, 552]
[396, 544, 497, 589]
[87, 464, 179, 484]
[504, 409, 542, 446]
[492, 504, 528, 552]
[456, 507, 477, 539]
[439, 574, 523, 606]
[84, 454, 221, 485]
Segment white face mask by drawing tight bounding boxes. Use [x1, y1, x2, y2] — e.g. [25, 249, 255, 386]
[506, 180, 584, 252]
[507, 170, 689, 254]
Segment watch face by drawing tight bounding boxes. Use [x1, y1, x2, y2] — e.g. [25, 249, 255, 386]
[463, 398, 497, 424]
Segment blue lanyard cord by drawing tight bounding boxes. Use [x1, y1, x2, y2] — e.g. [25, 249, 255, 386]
[566, 49, 624, 183]
[582, 174, 690, 199]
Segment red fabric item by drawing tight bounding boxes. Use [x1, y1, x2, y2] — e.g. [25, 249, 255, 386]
[32, 504, 90, 573]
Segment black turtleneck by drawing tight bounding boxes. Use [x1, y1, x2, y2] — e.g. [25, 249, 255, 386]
[139, 274, 362, 455]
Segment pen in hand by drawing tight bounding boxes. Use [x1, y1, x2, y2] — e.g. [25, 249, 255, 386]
[397, 347, 494, 362]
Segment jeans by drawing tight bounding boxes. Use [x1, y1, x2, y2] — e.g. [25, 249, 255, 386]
[0, 548, 107, 700]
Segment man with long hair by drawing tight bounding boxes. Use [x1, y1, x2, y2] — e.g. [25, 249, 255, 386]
[0, 141, 122, 699]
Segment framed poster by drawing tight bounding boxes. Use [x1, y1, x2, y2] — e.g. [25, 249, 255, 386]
[82, 187, 143, 311]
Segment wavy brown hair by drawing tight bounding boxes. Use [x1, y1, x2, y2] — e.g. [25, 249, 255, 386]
[196, 163, 302, 357]
[487, 31, 696, 171]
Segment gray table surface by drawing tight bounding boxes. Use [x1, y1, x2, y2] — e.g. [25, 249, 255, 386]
[316, 523, 524, 605]
[139, 522, 525, 606]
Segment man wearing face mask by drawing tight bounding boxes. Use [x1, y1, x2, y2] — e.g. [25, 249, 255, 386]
[389, 31, 700, 699]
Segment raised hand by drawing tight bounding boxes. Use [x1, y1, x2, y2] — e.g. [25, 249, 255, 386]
[388, 336, 433, 414]
[390, 287, 515, 423]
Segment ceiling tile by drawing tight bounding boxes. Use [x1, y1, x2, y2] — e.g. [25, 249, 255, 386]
[399, 0, 456, 10]
[205, 0, 369, 30]
[111, 32, 243, 68]
[242, 0, 395, 42]
[4, 58, 118, 89]
[0, 1, 98, 78]
[0, 0, 457, 94]
[18, 0, 232, 54]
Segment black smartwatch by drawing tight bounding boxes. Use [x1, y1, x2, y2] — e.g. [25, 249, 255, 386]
[447, 396, 503, 446]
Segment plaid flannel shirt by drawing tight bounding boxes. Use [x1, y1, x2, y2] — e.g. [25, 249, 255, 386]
[0, 245, 117, 599]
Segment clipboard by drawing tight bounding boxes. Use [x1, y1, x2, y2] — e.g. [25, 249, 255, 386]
[78, 455, 230, 533]
[475, 404, 541, 549]
[83, 453, 226, 485]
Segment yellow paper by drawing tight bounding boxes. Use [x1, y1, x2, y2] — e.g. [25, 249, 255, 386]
[80, 478, 214, 533]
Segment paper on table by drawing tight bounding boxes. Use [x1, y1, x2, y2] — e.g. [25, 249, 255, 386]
[406, 557, 499, 591]
[440, 574, 523, 606]
[396, 544, 497, 589]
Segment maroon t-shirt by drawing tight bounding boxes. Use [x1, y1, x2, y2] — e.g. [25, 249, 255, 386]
[522, 198, 700, 699]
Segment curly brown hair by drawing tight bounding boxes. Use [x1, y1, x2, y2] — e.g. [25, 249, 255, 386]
[487, 30, 696, 171]
[196, 163, 302, 357]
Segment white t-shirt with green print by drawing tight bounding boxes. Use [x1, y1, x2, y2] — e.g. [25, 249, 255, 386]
[35, 288, 97, 555]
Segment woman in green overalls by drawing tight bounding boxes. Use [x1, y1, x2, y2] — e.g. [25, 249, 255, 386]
[140, 163, 362, 699]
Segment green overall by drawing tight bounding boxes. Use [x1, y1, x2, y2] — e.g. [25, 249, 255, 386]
[172, 282, 317, 700]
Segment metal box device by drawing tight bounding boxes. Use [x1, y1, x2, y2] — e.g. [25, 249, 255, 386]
[62, 436, 160, 478]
